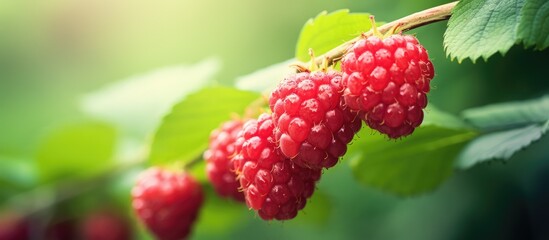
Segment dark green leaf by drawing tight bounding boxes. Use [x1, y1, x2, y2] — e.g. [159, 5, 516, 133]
[36, 122, 117, 183]
[349, 107, 477, 196]
[295, 10, 374, 62]
[518, 0, 549, 50]
[462, 95, 549, 130]
[456, 122, 548, 169]
[444, 0, 525, 62]
[149, 87, 260, 165]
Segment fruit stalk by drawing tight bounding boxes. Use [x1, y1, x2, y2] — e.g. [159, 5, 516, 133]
[312, 1, 458, 66]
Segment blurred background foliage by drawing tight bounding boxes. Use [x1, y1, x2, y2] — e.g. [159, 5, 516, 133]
[1, 0, 549, 239]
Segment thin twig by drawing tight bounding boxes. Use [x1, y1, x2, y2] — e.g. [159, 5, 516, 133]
[312, 1, 458, 66]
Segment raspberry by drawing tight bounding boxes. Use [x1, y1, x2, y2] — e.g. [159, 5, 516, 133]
[341, 33, 433, 138]
[46, 218, 76, 240]
[232, 113, 321, 220]
[0, 212, 29, 240]
[81, 211, 131, 240]
[131, 167, 203, 240]
[204, 120, 245, 202]
[269, 70, 362, 169]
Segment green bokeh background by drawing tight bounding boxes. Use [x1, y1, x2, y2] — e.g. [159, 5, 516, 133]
[1, 0, 549, 239]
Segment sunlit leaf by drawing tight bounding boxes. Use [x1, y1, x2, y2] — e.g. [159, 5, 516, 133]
[149, 87, 260, 165]
[296, 10, 374, 62]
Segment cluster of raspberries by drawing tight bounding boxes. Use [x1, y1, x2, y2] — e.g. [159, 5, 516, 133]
[131, 32, 433, 239]
[204, 33, 434, 222]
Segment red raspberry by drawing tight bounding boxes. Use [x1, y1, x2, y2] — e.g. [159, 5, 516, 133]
[204, 120, 245, 202]
[341, 34, 433, 138]
[232, 113, 321, 220]
[131, 167, 203, 240]
[0, 212, 29, 240]
[81, 210, 131, 240]
[269, 70, 362, 169]
[46, 218, 76, 240]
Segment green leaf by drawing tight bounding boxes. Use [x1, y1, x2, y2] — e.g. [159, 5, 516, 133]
[462, 95, 549, 130]
[149, 87, 260, 165]
[295, 10, 374, 62]
[36, 122, 117, 183]
[349, 107, 477, 196]
[518, 0, 549, 50]
[444, 0, 525, 62]
[456, 122, 548, 169]
[81, 58, 221, 137]
[0, 156, 35, 188]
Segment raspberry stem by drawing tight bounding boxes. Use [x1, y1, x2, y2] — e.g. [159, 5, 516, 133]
[308, 48, 317, 71]
[309, 1, 458, 67]
[183, 153, 205, 171]
[369, 16, 383, 38]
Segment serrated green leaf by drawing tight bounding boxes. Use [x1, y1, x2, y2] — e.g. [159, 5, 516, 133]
[462, 95, 549, 130]
[349, 107, 477, 196]
[36, 122, 117, 183]
[518, 0, 549, 49]
[149, 87, 260, 165]
[444, 0, 525, 62]
[295, 10, 374, 62]
[456, 123, 548, 169]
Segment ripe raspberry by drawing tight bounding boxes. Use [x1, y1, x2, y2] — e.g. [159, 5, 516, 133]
[81, 211, 131, 240]
[232, 113, 321, 220]
[341, 33, 433, 138]
[46, 218, 76, 240]
[269, 70, 362, 169]
[0, 212, 29, 240]
[132, 167, 203, 240]
[204, 120, 245, 202]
